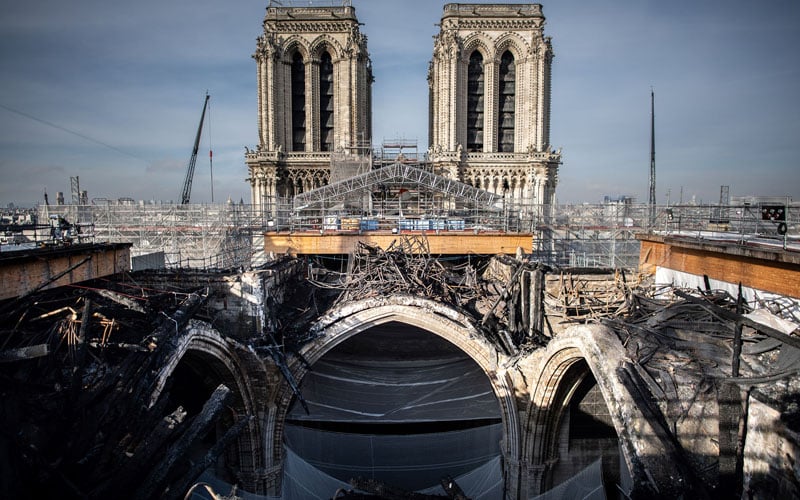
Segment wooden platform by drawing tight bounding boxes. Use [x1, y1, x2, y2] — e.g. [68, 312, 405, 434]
[263, 231, 532, 256]
[638, 234, 800, 299]
[0, 243, 132, 301]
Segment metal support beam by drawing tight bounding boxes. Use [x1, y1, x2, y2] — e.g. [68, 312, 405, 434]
[292, 163, 503, 211]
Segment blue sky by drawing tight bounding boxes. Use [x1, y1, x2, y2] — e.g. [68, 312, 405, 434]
[1, 0, 798, 207]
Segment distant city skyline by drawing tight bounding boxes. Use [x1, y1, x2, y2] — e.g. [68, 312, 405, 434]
[1, 0, 798, 207]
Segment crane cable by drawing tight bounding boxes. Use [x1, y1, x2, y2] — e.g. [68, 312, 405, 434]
[207, 95, 214, 203]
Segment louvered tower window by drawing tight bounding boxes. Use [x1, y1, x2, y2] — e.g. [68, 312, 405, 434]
[498, 51, 515, 152]
[466, 51, 484, 152]
[291, 52, 306, 152]
[319, 52, 334, 152]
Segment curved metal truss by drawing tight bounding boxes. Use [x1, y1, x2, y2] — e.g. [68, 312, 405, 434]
[292, 162, 503, 212]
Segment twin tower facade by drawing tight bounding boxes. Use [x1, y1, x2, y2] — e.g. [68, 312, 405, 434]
[246, 2, 561, 214]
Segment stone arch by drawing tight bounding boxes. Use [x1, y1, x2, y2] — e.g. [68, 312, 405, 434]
[147, 321, 265, 491]
[521, 325, 685, 497]
[308, 34, 344, 61]
[524, 345, 588, 473]
[268, 295, 521, 495]
[462, 32, 494, 62]
[280, 36, 310, 62]
[148, 322, 256, 412]
[494, 32, 528, 62]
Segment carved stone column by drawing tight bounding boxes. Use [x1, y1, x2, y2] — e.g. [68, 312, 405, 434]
[484, 57, 498, 153]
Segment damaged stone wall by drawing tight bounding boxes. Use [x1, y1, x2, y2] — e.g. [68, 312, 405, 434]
[744, 393, 800, 497]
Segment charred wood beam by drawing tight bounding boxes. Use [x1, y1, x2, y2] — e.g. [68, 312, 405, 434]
[83, 363, 179, 492]
[481, 261, 525, 327]
[133, 384, 232, 500]
[163, 415, 254, 500]
[734, 387, 751, 500]
[256, 332, 310, 414]
[75, 348, 148, 413]
[493, 328, 518, 356]
[617, 361, 707, 499]
[95, 289, 146, 314]
[717, 381, 743, 498]
[88, 406, 188, 498]
[149, 289, 208, 341]
[531, 268, 545, 337]
[731, 284, 744, 378]
[0, 344, 49, 362]
[86, 341, 149, 351]
[69, 298, 92, 396]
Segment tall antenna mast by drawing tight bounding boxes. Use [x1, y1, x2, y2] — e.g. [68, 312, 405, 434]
[648, 88, 656, 226]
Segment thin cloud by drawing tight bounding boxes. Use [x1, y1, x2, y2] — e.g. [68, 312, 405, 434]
[0, 0, 798, 206]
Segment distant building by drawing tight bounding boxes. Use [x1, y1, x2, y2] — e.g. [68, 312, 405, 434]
[603, 195, 635, 205]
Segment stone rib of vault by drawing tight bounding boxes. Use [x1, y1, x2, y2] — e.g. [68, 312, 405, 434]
[292, 162, 504, 211]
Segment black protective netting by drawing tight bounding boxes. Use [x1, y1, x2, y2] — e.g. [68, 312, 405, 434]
[532, 458, 605, 500]
[283, 323, 504, 497]
[283, 425, 503, 496]
[288, 356, 500, 423]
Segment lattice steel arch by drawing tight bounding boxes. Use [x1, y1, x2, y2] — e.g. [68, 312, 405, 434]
[292, 162, 504, 211]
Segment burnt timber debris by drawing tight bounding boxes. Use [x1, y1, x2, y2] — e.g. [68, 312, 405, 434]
[307, 236, 552, 353]
[1, 239, 799, 498]
[0, 274, 243, 499]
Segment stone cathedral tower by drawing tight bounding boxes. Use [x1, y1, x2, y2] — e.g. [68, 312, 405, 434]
[246, 3, 372, 214]
[428, 3, 561, 211]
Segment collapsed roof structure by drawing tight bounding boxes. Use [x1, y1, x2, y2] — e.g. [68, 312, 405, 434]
[1, 234, 799, 498]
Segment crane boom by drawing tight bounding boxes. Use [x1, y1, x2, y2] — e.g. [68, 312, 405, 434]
[180, 93, 210, 205]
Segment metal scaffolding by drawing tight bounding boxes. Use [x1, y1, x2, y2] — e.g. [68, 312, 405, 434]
[22, 197, 796, 272]
[40, 202, 264, 269]
[293, 163, 503, 211]
[533, 203, 651, 269]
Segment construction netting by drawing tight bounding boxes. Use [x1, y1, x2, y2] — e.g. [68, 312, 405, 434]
[287, 356, 500, 423]
[283, 431, 503, 499]
[190, 443, 503, 500]
[531, 458, 606, 500]
[280, 332, 504, 497]
[188, 351, 506, 498]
